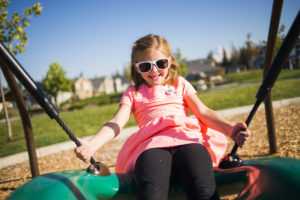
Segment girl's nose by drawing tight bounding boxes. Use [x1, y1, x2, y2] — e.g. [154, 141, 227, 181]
[151, 64, 159, 72]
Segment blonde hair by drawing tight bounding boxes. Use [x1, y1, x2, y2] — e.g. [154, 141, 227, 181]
[130, 34, 180, 90]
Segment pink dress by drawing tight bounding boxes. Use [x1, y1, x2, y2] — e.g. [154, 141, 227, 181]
[115, 77, 228, 173]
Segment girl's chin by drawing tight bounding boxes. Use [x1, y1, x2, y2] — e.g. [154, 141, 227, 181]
[146, 77, 164, 86]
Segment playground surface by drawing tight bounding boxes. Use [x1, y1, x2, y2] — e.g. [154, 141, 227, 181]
[0, 100, 299, 200]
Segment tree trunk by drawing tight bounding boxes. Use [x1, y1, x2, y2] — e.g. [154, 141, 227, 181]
[0, 70, 13, 141]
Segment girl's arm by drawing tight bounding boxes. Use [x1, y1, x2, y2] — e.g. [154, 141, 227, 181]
[75, 103, 131, 163]
[185, 93, 250, 146]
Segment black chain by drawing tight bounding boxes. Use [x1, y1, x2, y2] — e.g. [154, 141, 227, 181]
[55, 117, 95, 164]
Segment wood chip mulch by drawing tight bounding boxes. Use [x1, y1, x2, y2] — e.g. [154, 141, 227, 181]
[1, 104, 299, 200]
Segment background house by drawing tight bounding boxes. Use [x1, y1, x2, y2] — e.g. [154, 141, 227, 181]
[254, 38, 300, 70]
[53, 91, 73, 105]
[91, 77, 115, 96]
[185, 58, 224, 82]
[73, 76, 129, 101]
[286, 37, 300, 69]
[185, 58, 226, 90]
[225, 65, 248, 74]
[74, 77, 93, 100]
[0, 91, 14, 111]
[114, 76, 129, 93]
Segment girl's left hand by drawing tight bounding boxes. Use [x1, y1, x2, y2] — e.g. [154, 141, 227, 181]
[230, 123, 251, 147]
[74, 138, 93, 163]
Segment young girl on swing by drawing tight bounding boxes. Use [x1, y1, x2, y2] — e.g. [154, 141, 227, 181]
[75, 34, 250, 200]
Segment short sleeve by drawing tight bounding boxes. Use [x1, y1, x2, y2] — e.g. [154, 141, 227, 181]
[120, 86, 135, 109]
[180, 77, 197, 99]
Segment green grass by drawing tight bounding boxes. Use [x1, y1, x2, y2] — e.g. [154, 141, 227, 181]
[0, 104, 137, 157]
[199, 79, 300, 110]
[1, 78, 300, 157]
[223, 69, 300, 83]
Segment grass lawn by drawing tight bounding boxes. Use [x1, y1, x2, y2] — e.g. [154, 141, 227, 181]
[1, 78, 300, 157]
[223, 69, 300, 83]
[199, 79, 300, 110]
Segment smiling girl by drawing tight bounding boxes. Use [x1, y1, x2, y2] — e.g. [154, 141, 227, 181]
[75, 34, 250, 200]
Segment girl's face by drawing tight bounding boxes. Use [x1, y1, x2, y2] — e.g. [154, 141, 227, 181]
[135, 49, 170, 87]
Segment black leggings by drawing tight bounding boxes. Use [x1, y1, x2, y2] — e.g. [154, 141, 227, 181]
[134, 143, 219, 200]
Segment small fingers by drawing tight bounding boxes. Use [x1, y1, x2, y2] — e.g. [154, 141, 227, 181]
[75, 149, 91, 163]
[74, 139, 92, 163]
[230, 122, 251, 147]
[235, 130, 251, 146]
[240, 122, 248, 129]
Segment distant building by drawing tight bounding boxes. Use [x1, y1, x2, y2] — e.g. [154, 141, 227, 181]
[91, 77, 115, 96]
[254, 38, 300, 70]
[0, 91, 15, 111]
[114, 76, 129, 93]
[73, 76, 130, 100]
[253, 47, 266, 70]
[53, 91, 73, 105]
[289, 38, 300, 69]
[74, 77, 93, 100]
[225, 65, 248, 74]
[185, 58, 224, 81]
[211, 46, 232, 63]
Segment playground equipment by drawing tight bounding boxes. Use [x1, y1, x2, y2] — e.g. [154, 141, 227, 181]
[219, 10, 300, 169]
[6, 158, 300, 200]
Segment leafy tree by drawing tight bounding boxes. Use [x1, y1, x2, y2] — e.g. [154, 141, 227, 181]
[0, 0, 42, 54]
[0, 0, 42, 141]
[43, 61, 73, 105]
[173, 48, 188, 77]
[261, 24, 286, 55]
[274, 24, 286, 53]
[112, 70, 121, 79]
[222, 48, 230, 67]
[229, 45, 240, 66]
[220, 48, 232, 73]
[239, 33, 261, 69]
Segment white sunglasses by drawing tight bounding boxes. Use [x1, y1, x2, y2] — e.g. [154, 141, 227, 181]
[135, 57, 171, 73]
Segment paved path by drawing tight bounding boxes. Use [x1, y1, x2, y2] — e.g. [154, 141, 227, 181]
[1, 97, 300, 169]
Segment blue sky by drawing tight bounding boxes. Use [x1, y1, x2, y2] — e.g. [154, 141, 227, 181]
[3, 0, 300, 83]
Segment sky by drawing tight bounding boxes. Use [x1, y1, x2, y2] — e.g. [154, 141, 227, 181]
[2, 0, 300, 84]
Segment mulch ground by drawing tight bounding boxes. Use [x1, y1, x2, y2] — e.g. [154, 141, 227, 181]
[0, 103, 299, 200]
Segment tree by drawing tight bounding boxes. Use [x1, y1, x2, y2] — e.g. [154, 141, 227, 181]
[229, 45, 240, 66]
[222, 48, 230, 67]
[112, 70, 121, 79]
[173, 48, 188, 77]
[0, 0, 42, 54]
[220, 48, 231, 73]
[275, 24, 286, 52]
[43, 61, 73, 105]
[261, 24, 286, 54]
[239, 33, 261, 69]
[207, 51, 217, 66]
[0, 0, 42, 141]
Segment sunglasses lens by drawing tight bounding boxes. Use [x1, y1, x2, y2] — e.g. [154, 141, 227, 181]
[156, 59, 169, 69]
[138, 63, 152, 73]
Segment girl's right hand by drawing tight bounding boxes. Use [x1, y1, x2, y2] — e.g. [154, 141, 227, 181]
[74, 138, 93, 163]
[229, 122, 251, 147]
